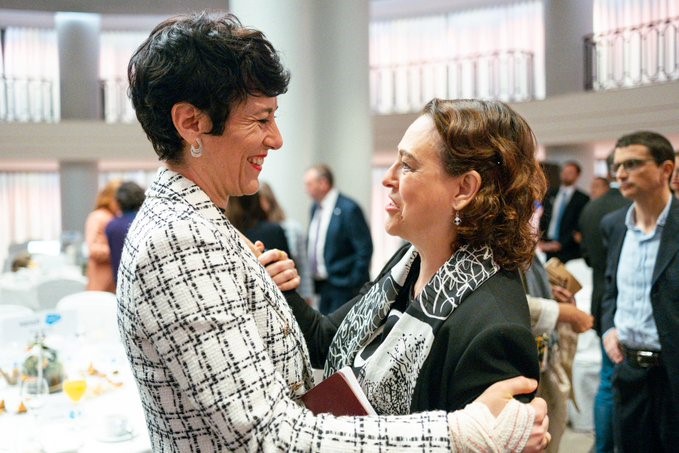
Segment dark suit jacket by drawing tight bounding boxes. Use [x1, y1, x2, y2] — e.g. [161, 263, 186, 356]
[286, 244, 539, 412]
[540, 187, 590, 263]
[244, 220, 291, 257]
[311, 193, 373, 291]
[578, 188, 631, 335]
[600, 197, 679, 407]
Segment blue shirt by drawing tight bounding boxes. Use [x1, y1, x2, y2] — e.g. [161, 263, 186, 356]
[613, 199, 671, 350]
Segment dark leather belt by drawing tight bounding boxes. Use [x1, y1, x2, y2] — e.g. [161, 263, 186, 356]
[621, 344, 662, 368]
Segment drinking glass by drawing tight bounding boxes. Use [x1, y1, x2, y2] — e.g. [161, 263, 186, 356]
[20, 375, 50, 414]
[62, 369, 88, 422]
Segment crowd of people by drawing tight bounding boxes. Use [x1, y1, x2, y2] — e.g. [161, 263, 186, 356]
[69, 9, 678, 453]
[84, 180, 145, 292]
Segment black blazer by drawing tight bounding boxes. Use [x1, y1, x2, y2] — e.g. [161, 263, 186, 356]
[578, 188, 631, 335]
[600, 197, 679, 407]
[286, 244, 539, 412]
[310, 193, 373, 291]
[541, 187, 590, 262]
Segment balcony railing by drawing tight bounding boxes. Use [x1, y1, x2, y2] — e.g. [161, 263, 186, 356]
[0, 76, 57, 122]
[0, 76, 138, 124]
[370, 49, 535, 114]
[585, 16, 679, 91]
[100, 78, 136, 124]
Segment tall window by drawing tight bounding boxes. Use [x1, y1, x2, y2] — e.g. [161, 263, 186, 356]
[1, 27, 59, 122]
[370, 1, 544, 114]
[0, 171, 61, 268]
[100, 31, 148, 123]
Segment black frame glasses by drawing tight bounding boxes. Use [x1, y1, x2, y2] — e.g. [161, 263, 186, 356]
[610, 158, 655, 174]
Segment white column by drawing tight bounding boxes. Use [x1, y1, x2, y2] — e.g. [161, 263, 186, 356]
[55, 13, 102, 236]
[229, 0, 372, 225]
[543, 0, 594, 96]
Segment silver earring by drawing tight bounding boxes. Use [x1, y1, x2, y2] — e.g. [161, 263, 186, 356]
[190, 138, 203, 158]
[454, 212, 462, 226]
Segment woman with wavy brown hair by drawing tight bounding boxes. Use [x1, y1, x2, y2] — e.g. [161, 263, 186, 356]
[280, 98, 547, 417]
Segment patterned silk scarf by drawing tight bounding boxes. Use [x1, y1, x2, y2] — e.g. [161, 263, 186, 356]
[325, 244, 499, 414]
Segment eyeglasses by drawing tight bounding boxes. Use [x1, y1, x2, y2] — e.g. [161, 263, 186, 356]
[610, 158, 655, 174]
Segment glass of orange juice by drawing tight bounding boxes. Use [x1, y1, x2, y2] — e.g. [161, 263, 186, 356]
[62, 369, 88, 423]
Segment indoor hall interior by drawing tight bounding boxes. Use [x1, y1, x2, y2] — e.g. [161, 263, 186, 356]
[0, 0, 678, 451]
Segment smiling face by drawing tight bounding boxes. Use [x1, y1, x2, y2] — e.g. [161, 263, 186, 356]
[200, 95, 283, 200]
[382, 115, 458, 249]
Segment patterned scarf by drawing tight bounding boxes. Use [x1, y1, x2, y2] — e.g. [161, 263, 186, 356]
[325, 243, 499, 415]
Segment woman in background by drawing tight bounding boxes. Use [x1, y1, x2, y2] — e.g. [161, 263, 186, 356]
[84, 179, 121, 292]
[226, 191, 291, 256]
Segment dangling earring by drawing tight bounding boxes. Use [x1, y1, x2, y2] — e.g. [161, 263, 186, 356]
[190, 137, 203, 158]
[454, 212, 462, 226]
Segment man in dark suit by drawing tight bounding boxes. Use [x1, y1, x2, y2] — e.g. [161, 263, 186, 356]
[304, 164, 373, 314]
[601, 131, 679, 452]
[539, 161, 590, 263]
[577, 155, 631, 453]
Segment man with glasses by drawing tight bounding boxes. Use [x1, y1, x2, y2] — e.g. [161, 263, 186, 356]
[578, 152, 630, 453]
[600, 131, 678, 452]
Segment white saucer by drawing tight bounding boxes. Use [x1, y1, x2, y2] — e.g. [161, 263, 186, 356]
[96, 429, 137, 443]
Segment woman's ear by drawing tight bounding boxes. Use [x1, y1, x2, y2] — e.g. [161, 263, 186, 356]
[452, 170, 481, 211]
[171, 102, 208, 143]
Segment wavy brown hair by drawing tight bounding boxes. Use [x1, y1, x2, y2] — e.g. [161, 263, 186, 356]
[422, 98, 547, 270]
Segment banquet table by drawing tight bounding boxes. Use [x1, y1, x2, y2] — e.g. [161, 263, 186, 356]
[0, 362, 151, 453]
[0, 310, 150, 453]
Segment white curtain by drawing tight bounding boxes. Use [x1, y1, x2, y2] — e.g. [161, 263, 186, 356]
[98, 169, 157, 189]
[0, 172, 61, 269]
[593, 0, 679, 89]
[370, 1, 544, 114]
[2, 27, 59, 122]
[100, 31, 148, 123]
[594, 0, 679, 32]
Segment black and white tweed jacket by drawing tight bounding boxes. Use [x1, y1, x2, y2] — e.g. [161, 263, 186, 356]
[116, 168, 469, 452]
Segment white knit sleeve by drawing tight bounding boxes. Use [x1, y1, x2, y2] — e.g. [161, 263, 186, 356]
[447, 400, 536, 452]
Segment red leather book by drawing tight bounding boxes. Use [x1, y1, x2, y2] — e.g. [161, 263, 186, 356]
[301, 367, 376, 416]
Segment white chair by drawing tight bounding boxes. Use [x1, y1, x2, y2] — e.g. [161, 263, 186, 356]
[35, 277, 87, 311]
[0, 304, 34, 318]
[56, 291, 119, 342]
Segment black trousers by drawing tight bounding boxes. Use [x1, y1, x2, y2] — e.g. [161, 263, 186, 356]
[613, 360, 679, 452]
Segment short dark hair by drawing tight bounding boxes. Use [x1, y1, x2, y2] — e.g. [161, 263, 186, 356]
[615, 131, 674, 165]
[116, 181, 146, 212]
[422, 98, 547, 270]
[128, 12, 290, 164]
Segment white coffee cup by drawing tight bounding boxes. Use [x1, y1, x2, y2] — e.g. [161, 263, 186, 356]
[98, 413, 132, 439]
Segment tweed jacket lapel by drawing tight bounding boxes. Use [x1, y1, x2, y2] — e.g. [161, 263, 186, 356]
[148, 167, 315, 393]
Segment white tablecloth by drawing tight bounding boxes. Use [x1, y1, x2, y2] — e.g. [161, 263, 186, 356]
[1, 371, 150, 453]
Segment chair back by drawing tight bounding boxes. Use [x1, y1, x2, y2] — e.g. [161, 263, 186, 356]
[35, 278, 86, 311]
[56, 291, 119, 342]
[0, 304, 34, 318]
